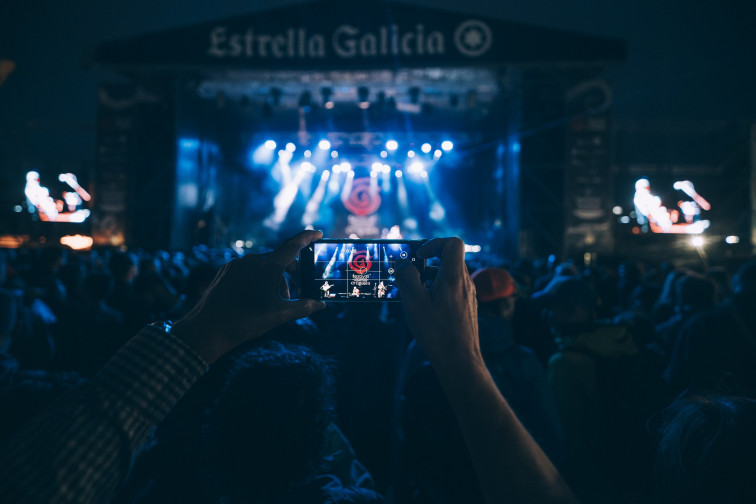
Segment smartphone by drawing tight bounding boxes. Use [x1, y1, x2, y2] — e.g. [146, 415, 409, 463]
[299, 239, 426, 302]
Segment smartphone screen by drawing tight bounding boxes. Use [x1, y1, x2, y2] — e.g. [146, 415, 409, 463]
[299, 239, 425, 302]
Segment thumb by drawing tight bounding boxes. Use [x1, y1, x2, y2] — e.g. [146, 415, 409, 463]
[396, 261, 430, 318]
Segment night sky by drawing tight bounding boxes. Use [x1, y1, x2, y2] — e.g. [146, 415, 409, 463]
[1, 0, 754, 192]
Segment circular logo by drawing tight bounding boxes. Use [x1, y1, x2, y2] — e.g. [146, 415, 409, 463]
[454, 20, 492, 58]
[342, 177, 381, 216]
[349, 250, 372, 275]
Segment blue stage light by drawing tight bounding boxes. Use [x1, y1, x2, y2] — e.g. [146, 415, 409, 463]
[512, 141, 521, 153]
[304, 150, 312, 158]
[395, 170, 403, 178]
[407, 150, 416, 158]
[319, 139, 331, 150]
[264, 140, 277, 150]
[421, 143, 432, 153]
[408, 161, 424, 174]
[434, 149, 442, 158]
[380, 151, 388, 158]
[441, 141, 453, 151]
[285, 142, 296, 152]
[386, 140, 398, 151]
[331, 151, 339, 159]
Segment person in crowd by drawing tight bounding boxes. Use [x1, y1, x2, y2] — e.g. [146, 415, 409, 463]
[540, 276, 664, 503]
[53, 272, 129, 376]
[397, 266, 564, 503]
[648, 391, 756, 503]
[0, 232, 577, 504]
[115, 338, 382, 503]
[664, 260, 756, 397]
[652, 272, 715, 361]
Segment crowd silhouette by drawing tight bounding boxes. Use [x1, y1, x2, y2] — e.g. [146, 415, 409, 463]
[0, 232, 755, 503]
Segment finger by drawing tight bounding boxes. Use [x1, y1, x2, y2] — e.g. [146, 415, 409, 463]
[418, 237, 466, 281]
[396, 261, 431, 319]
[279, 274, 291, 299]
[270, 230, 323, 268]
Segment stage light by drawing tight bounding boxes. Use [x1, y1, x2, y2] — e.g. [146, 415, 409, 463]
[264, 140, 277, 150]
[690, 236, 705, 248]
[395, 170, 403, 178]
[421, 171, 428, 179]
[430, 201, 445, 221]
[434, 149, 442, 158]
[408, 162, 424, 174]
[511, 141, 521, 153]
[245, 240, 254, 248]
[380, 151, 388, 158]
[620, 216, 630, 224]
[407, 150, 416, 158]
[725, 235, 740, 244]
[319, 139, 331, 150]
[613, 206, 623, 215]
[302, 170, 331, 226]
[372, 162, 383, 171]
[286, 142, 296, 153]
[331, 151, 339, 159]
[382, 164, 391, 173]
[371, 171, 378, 177]
[60, 235, 93, 251]
[304, 150, 312, 158]
[386, 140, 398, 151]
[464, 244, 482, 253]
[301, 161, 316, 173]
[235, 240, 244, 248]
[325, 101, 335, 109]
[341, 162, 352, 171]
[441, 141, 453, 151]
[421, 143, 432, 153]
[333, 164, 342, 173]
[359, 102, 370, 109]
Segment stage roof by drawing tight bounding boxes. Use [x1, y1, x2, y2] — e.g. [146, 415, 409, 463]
[93, 0, 626, 72]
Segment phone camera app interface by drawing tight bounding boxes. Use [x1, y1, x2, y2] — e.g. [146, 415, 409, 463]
[313, 242, 410, 300]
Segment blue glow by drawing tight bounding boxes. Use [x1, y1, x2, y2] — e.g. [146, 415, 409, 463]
[441, 141, 453, 151]
[421, 143, 432, 153]
[511, 141, 521, 153]
[407, 150, 416, 158]
[179, 138, 200, 149]
[318, 139, 331, 150]
[285, 142, 296, 153]
[386, 140, 398, 151]
[264, 140, 277, 150]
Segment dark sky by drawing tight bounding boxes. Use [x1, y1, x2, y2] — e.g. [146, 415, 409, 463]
[1, 0, 754, 177]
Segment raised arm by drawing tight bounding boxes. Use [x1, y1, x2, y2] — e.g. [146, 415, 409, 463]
[396, 237, 577, 504]
[0, 231, 325, 504]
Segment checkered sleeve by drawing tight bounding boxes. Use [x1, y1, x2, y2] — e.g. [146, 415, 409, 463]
[0, 325, 208, 504]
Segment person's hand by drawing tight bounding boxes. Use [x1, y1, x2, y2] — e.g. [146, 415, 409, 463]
[171, 230, 326, 363]
[395, 237, 481, 371]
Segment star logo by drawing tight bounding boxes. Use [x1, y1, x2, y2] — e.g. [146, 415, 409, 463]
[454, 20, 492, 57]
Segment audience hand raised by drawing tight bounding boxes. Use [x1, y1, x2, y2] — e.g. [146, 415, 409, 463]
[395, 237, 480, 371]
[172, 230, 326, 363]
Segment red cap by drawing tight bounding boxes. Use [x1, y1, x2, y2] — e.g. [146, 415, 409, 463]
[471, 268, 516, 302]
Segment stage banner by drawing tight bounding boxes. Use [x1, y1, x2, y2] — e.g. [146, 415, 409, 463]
[92, 84, 137, 247]
[94, 0, 624, 71]
[564, 79, 614, 255]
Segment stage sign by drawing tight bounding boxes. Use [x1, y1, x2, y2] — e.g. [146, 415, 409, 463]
[95, 1, 624, 70]
[564, 79, 614, 255]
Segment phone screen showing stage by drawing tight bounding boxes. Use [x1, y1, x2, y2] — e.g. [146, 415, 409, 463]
[310, 241, 417, 301]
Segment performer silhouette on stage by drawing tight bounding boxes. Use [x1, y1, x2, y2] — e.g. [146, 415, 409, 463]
[352, 286, 360, 297]
[320, 281, 332, 298]
[377, 281, 386, 299]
